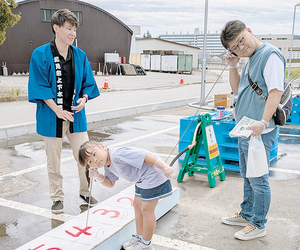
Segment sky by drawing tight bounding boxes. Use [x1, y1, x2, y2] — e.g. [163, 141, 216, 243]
[83, 0, 300, 37]
[16, 0, 300, 37]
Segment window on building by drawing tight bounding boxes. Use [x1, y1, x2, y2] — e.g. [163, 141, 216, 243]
[41, 9, 56, 22]
[277, 38, 287, 40]
[41, 9, 82, 23]
[261, 38, 272, 40]
[73, 11, 82, 23]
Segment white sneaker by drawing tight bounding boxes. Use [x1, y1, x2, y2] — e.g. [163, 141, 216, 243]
[234, 223, 266, 240]
[125, 240, 154, 250]
[222, 212, 249, 226]
[123, 234, 140, 249]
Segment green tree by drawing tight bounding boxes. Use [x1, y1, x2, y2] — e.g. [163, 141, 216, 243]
[143, 30, 152, 38]
[0, 0, 21, 45]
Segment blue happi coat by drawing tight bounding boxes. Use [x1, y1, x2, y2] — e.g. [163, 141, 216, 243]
[28, 43, 100, 137]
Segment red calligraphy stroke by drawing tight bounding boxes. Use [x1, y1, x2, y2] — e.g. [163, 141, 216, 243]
[29, 245, 45, 250]
[117, 197, 133, 206]
[29, 245, 62, 250]
[93, 209, 120, 218]
[65, 226, 92, 237]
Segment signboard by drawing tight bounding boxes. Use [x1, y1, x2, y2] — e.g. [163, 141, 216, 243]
[205, 125, 220, 159]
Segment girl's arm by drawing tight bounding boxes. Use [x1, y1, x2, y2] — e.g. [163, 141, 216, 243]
[101, 177, 115, 188]
[144, 153, 174, 179]
[144, 153, 157, 166]
[89, 168, 115, 188]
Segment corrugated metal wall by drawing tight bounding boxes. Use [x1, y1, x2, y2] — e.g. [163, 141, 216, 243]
[0, 0, 132, 74]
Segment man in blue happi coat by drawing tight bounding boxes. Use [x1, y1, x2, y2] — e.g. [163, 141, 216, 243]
[28, 9, 100, 213]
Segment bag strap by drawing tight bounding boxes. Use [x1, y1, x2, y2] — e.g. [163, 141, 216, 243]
[247, 67, 267, 100]
[247, 66, 292, 104]
[279, 83, 292, 107]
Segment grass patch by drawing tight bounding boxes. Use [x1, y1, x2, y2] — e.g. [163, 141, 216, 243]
[0, 87, 21, 101]
[286, 67, 300, 81]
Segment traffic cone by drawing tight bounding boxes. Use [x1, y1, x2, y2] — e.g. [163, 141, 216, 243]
[103, 74, 109, 89]
[180, 73, 184, 84]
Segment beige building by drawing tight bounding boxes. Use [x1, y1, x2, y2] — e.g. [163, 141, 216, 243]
[134, 38, 200, 69]
[255, 34, 300, 62]
[159, 28, 225, 56]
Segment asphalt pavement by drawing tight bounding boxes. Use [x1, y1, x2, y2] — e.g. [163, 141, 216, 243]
[0, 70, 300, 250]
[0, 70, 229, 140]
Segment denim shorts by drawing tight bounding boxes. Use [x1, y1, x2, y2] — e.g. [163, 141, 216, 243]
[135, 180, 172, 202]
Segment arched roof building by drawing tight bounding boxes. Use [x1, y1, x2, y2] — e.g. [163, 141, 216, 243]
[0, 0, 132, 74]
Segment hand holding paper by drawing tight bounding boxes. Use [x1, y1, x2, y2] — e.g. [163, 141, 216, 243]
[229, 116, 256, 138]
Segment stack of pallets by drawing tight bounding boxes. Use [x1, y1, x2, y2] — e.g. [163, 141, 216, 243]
[178, 113, 279, 172]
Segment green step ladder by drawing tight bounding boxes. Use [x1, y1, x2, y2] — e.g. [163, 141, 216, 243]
[177, 113, 226, 187]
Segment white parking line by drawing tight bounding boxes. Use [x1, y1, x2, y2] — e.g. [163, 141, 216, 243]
[0, 126, 180, 224]
[152, 234, 216, 250]
[1, 149, 300, 180]
[0, 125, 298, 250]
[109, 125, 179, 147]
[0, 126, 179, 180]
[0, 198, 74, 221]
[0, 156, 73, 181]
[0, 197, 214, 250]
[279, 133, 300, 137]
[160, 155, 300, 175]
[0, 197, 215, 250]
[269, 167, 300, 175]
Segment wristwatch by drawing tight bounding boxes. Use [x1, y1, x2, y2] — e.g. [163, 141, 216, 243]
[83, 95, 88, 103]
[260, 119, 270, 128]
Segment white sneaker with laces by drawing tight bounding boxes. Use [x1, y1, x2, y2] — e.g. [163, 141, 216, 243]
[221, 212, 249, 226]
[234, 223, 266, 240]
[123, 234, 140, 249]
[125, 240, 154, 250]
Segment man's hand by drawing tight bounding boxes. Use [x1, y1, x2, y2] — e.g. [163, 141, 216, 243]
[248, 121, 265, 137]
[71, 97, 87, 113]
[224, 50, 240, 68]
[44, 98, 74, 122]
[55, 109, 74, 122]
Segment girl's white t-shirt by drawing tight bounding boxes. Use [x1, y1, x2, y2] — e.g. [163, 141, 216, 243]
[103, 146, 168, 189]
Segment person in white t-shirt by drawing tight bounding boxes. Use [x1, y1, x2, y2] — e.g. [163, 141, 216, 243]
[220, 20, 285, 241]
[78, 141, 174, 250]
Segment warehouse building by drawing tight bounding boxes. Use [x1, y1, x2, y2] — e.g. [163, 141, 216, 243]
[134, 38, 199, 70]
[159, 28, 225, 56]
[255, 34, 300, 62]
[159, 29, 300, 62]
[0, 0, 132, 75]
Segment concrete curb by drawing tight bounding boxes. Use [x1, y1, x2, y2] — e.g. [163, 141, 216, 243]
[0, 97, 199, 140]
